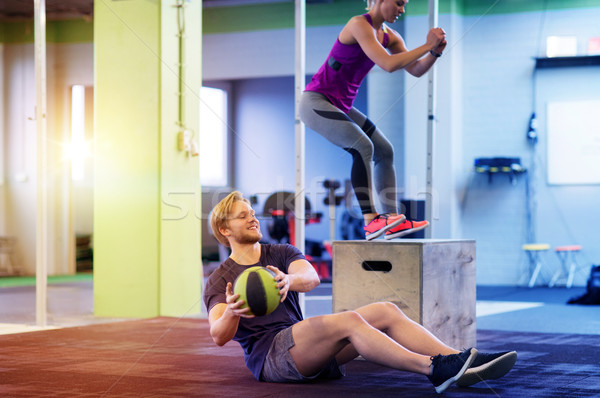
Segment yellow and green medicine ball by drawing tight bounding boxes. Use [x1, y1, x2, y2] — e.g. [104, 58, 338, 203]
[233, 266, 281, 316]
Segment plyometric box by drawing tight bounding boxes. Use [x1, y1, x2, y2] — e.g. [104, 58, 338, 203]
[332, 239, 476, 349]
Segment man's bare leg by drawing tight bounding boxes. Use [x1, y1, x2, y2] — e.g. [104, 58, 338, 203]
[359, 302, 458, 355]
[289, 310, 432, 378]
[332, 302, 459, 364]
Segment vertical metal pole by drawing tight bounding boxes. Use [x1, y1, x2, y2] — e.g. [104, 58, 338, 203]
[295, 0, 306, 312]
[0, 45, 4, 187]
[34, 0, 48, 327]
[294, 0, 306, 255]
[328, 202, 335, 242]
[425, 0, 438, 238]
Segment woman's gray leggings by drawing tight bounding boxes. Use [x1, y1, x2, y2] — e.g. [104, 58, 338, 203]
[299, 91, 398, 215]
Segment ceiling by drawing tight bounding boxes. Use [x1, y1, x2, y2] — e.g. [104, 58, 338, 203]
[0, 0, 94, 21]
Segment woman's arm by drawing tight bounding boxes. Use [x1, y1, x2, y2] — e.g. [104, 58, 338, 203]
[387, 28, 447, 77]
[341, 16, 445, 74]
[388, 25, 446, 77]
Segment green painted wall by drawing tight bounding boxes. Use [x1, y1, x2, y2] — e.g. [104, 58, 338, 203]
[94, 0, 202, 318]
[203, 0, 364, 33]
[202, 0, 600, 34]
[0, 19, 93, 43]
[94, 0, 161, 317]
[159, 1, 203, 317]
[460, 0, 600, 15]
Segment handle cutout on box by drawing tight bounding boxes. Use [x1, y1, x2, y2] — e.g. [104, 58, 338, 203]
[362, 261, 392, 272]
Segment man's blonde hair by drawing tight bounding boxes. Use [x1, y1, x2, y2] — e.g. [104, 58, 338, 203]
[210, 191, 250, 247]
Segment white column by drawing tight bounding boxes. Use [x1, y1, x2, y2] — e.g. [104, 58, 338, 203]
[34, 0, 48, 326]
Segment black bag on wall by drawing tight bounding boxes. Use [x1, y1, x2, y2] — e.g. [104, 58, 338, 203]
[568, 265, 600, 305]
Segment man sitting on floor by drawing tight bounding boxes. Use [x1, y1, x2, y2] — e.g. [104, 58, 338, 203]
[203, 191, 516, 394]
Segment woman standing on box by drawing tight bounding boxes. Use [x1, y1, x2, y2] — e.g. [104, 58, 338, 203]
[300, 0, 443, 240]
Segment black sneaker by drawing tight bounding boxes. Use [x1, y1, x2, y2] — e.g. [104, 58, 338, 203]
[427, 348, 477, 394]
[456, 351, 517, 387]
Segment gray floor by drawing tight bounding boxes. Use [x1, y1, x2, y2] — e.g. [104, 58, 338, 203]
[473, 285, 600, 334]
[306, 284, 600, 335]
[0, 281, 135, 334]
[1, 279, 598, 336]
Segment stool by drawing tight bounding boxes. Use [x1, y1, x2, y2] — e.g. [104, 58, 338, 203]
[549, 245, 582, 288]
[522, 243, 550, 287]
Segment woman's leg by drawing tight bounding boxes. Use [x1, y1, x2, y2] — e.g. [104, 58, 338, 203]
[347, 108, 398, 215]
[299, 91, 377, 215]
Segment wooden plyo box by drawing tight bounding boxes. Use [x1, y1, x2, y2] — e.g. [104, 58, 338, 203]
[332, 239, 476, 349]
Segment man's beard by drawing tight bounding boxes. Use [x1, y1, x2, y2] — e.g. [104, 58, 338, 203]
[234, 229, 263, 245]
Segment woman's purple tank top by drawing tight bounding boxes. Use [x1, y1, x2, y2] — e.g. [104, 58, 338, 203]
[305, 13, 389, 113]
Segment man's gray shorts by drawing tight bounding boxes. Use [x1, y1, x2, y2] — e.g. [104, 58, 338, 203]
[260, 326, 346, 383]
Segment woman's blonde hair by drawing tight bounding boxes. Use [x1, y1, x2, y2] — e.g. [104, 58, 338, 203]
[365, 0, 376, 10]
[210, 191, 250, 247]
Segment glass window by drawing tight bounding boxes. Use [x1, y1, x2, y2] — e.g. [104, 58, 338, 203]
[199, 86, 228, 187]
[71, 84, 86, 181]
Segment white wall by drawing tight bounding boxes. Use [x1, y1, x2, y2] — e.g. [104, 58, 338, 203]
[460, 8, 600, 285]
[50, 43, 94, 238]
[3, 43, 37, 274]
[203, 25, 341, 80]
[403, 14, 465, 239]
[0, 44, 5, 234]
[49, 43, 94, 275]
[2, 42, 93, 275]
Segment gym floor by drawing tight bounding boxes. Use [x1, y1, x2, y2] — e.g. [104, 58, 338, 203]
[1, 276, 599, 336]
[306, 283, 600, 335]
